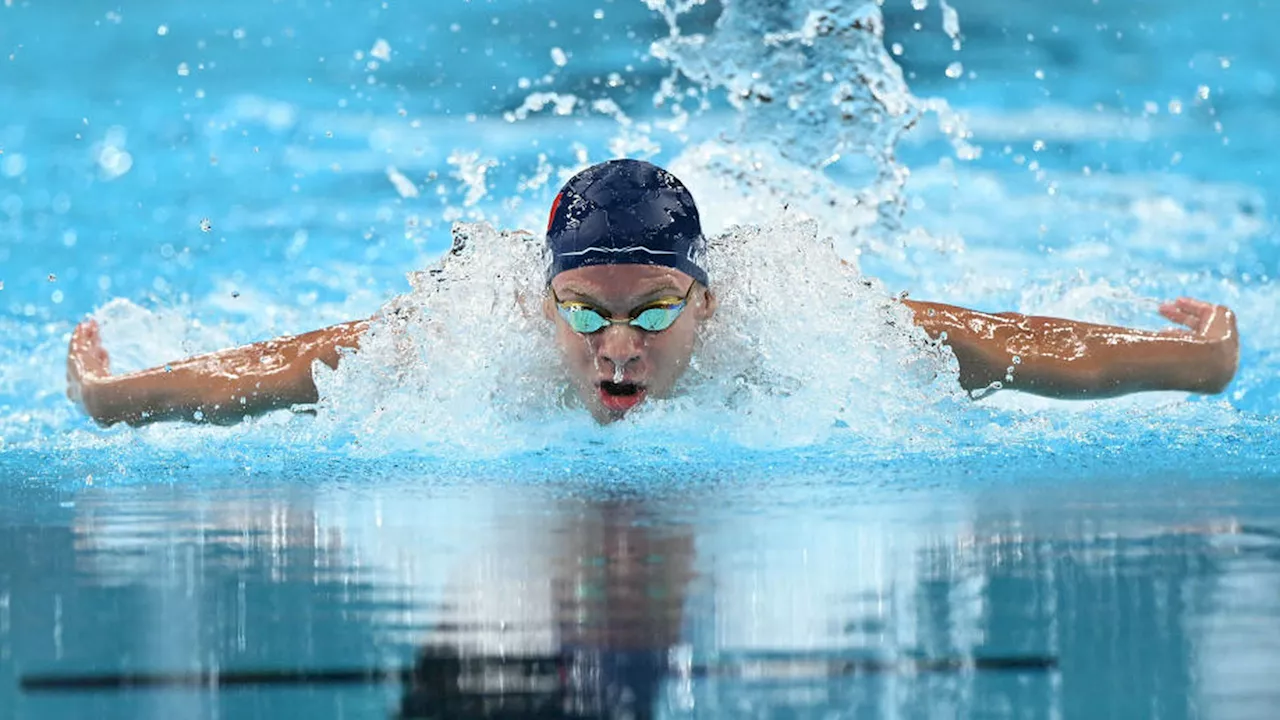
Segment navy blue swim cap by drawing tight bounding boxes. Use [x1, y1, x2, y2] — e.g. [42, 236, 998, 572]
[545, 159, 709, 287]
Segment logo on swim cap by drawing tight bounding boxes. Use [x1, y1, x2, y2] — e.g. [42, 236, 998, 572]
[545, 159, 709, 287]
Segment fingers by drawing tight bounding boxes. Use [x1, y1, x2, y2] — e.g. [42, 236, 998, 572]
[1160, 297, 1238, 344]
[1161, 297, 1220, 331]
[1172, 297, 1214, 314]
[70, 319, 100, 352]
[68, 317, 111, 378]
[1158, 302, 1198, 329]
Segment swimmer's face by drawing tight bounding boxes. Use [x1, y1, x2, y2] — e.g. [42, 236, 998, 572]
[546, 265, 716, 423]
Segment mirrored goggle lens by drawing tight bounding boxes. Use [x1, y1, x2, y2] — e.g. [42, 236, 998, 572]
[562, 307, 611, 334]
[630, 304, 684, 332]
[558, 303, 686, 334]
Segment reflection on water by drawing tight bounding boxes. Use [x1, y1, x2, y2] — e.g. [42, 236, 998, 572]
[2, 470, 1279, 719]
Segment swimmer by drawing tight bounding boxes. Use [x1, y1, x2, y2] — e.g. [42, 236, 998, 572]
[65, 159, 1240, 427]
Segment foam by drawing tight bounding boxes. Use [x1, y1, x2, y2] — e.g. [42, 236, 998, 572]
[5, 0, 1277, 463]
[304, 216, 970, 456]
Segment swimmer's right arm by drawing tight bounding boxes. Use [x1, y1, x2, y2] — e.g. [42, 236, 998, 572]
[65, 318, 369, 427]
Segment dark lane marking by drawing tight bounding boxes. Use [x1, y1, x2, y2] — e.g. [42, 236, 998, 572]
[21, 654, 1058, 693]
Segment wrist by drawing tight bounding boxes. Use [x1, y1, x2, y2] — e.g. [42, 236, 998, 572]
[1168, 337, 1235, 395]
[80, 375, 122, 426]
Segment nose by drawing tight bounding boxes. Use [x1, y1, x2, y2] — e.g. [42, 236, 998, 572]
[595, 325, 644, 371]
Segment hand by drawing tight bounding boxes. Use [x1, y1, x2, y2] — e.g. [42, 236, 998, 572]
[66, 319, 114, 425]
[1158, 297, 1239, 393]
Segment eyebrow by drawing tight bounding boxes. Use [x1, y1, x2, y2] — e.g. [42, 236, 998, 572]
[558, 283, 684, 310]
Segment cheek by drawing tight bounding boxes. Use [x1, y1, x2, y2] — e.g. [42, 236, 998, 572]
[554, 326, 595, 365]
[650, 326, 696, 365]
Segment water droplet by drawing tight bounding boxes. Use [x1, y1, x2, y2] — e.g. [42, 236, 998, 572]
[550, 47, 567, 67]
[1034, 69, 1044, 80]
[1197, 85, 1210, 100]
[177, 62, 190, 76]
[940, 0, 960, 41]
[1168, 98, 1183, 114]
[593, 8, 604, 19]
[157, 24, 169, 36]
[891, 43, 903, 56]
[945, 62, 963, 79]
[1033, 140, 1045, 152]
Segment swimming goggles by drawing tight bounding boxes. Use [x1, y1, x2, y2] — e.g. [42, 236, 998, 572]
[551, 283, 696, 334]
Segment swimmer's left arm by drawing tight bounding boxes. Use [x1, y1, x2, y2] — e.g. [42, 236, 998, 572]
[902, 297, 1239, 398]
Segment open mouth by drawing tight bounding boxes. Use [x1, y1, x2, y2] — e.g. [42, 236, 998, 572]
[597, 381, 647, 413]
[599, 381, 642, 397]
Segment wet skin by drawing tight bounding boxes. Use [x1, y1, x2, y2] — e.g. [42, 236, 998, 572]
[544, 264, 717, 423]
[65, 275, 1234, 428]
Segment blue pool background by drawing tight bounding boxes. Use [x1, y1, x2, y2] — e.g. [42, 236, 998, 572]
[3, 0, 1280, 718]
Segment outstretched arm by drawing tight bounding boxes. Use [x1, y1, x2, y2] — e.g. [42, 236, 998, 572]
[66, 318, 370, 427]
[903, 297, 1238, 398]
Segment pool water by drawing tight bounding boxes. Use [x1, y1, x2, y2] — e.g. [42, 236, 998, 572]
[3, 0, 1280, 717]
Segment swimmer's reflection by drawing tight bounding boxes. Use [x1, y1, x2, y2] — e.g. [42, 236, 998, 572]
[397, 499, 695, 720]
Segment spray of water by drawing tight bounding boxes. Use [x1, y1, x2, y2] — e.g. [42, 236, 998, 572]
[300, 210, 972, 457]
[647, 0, 977, 249]
[12, 0, 1272, 464]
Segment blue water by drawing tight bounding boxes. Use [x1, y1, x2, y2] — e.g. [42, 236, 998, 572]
[3, 0, 1280, 717]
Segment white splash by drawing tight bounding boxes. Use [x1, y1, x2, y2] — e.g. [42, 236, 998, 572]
[386, 166, 419, 198]
[309, 216, 971, 455]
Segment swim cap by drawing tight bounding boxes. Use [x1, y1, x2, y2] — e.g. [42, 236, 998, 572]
[545, 159, 709, 287]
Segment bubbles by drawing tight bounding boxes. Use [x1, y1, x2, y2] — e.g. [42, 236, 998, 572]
[96, 141, 133, 179]
[0, 152, 24, 177]
[4, 0, 1273, 466]
[650, 0, 970, 238]
[945, 62, 963, 79]
[385, 166, 419, 199]
[939, 0, 961, 48]
[446, 151, 497, 207]
[309, 215, 971, 456]
[310, 223, 570, 455]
